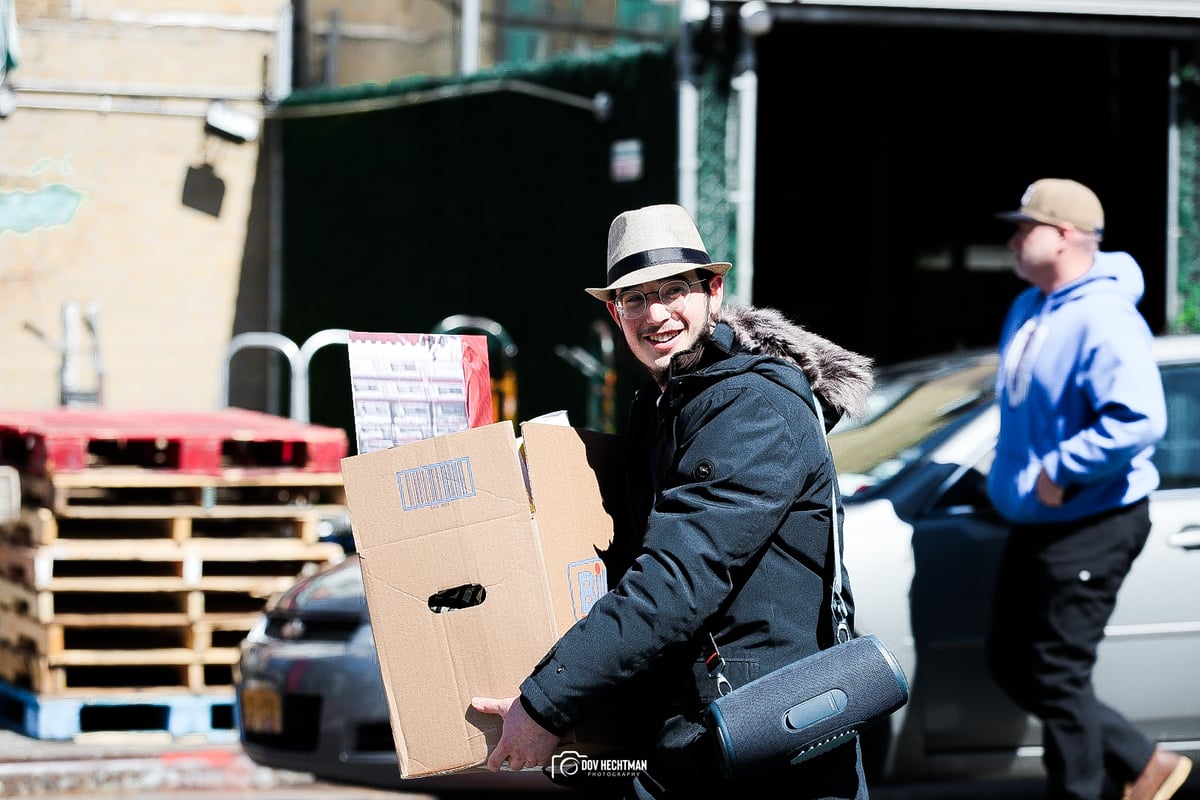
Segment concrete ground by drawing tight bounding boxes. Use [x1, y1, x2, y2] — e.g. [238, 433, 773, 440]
[4, 726, 1198, 800]
[0, 727, 318, 796]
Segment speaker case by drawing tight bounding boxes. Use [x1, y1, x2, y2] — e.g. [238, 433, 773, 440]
[706, 634, 909, 778]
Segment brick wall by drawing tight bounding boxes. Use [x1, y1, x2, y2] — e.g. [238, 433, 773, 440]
[1, 3, 282, 412]
[0, 0, 625, 417]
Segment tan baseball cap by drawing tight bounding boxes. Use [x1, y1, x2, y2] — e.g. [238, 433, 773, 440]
[996, 178, 1105, 239]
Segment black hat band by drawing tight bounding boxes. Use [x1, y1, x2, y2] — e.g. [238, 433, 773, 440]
[607, 247, 712, 285]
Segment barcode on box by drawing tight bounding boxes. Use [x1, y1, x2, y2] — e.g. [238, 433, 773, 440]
[397, 457, 476, 510]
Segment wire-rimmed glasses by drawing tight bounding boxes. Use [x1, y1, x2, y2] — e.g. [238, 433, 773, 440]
[614, 279, 705, 320]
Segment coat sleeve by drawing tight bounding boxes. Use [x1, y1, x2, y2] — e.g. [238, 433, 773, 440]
[519, 377, 827, 734]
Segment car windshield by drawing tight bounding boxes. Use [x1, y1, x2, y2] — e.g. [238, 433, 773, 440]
[828, 351, 998, 497]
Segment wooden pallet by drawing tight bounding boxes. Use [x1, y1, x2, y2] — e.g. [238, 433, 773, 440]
[0, 572, 312, 625]
[0, 638, 242, 695]
[0, 538, 344, 590]
[0, 573, 276, 623]
[15, 469, 346, 524]
[0, 411, 352, 719]
[0, 609, 257, 657]
[0, 536, 339, 694]
[1, 505, 345, 547]
[0, 679, 238, 741]
[0, 408, 348, 476]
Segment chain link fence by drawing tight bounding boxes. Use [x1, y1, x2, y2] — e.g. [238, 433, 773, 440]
[696, 59, 738, 295]
[1177, 48, 1200, 333]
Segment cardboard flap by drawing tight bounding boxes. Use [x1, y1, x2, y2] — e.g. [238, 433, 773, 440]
[520, 423, 625, 633]
[341, 421, 528, 551]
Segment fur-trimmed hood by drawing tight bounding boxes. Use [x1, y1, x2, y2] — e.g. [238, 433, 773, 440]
[720, 304, 875, 421]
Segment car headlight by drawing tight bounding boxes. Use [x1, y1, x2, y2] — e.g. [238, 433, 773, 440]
[242, 614, 270, 646]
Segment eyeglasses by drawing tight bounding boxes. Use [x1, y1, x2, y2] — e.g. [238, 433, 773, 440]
[614, 279, 706, 320]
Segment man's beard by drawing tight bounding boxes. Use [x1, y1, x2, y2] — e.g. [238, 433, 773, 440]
[646, 294, 718, 385]
[662, 296, 718, 380]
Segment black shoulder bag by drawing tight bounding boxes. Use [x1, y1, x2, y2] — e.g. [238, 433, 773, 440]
[704, 399, 910, 779]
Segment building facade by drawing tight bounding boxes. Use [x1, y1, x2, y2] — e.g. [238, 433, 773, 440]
[3, 1, 1199, 442]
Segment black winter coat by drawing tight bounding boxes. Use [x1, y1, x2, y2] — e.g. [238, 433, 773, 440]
[519, 306, 874, 797]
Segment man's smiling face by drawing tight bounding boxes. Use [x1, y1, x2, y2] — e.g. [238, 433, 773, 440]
[607, 270, 724, 386]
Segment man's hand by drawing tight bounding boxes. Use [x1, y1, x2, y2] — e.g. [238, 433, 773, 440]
[1036, 468, 1066, 507]
[471, 695, 560, 772]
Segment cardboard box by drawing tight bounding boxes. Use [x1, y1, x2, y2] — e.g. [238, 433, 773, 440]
[340, 420, 626, 778]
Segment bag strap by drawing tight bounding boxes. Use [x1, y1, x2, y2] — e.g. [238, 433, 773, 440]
[706, 391, 848, 695]
[813, 398, 852, 645]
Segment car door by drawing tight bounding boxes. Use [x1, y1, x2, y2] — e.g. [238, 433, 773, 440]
[1110, 361, 1200, 743]
[911, 362, 1200, 766]
[904, 412, 1039, 763]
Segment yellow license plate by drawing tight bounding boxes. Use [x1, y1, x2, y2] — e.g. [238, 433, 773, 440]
[240, 682, 283, 734]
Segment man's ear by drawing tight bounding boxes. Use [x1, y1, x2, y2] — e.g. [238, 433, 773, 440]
[708, 274, 725, 304]
[606, 301, 621, 324]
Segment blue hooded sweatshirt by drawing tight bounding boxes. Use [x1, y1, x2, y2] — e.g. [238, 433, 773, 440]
[987, 250, 1167, 524]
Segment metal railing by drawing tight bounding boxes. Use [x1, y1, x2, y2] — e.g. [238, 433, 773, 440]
[218, 328, 350, 422]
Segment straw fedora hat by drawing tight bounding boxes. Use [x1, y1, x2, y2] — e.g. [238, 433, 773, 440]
[585, 204, 732, 301]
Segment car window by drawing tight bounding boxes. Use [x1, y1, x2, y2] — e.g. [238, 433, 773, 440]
[925, 359, 1200, 509]
[830, 347, 1200, 504]
[1153, 363, 1200, 490]
[829, 353, 998, 497]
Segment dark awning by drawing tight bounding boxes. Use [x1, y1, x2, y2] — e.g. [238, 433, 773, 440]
[766, 0, 1200, 38]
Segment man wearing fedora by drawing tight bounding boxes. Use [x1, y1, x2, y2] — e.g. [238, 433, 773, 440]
[473, 204, 875, 797]
[987, 179, 1189, 800]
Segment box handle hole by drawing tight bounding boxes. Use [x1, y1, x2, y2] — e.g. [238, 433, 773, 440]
[428, 583, 487, 613]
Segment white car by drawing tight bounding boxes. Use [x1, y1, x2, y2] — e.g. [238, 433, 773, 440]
[835, 336, 1200, 782]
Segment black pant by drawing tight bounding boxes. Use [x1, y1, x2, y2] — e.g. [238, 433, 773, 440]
[626, 737, 868, 800]
[986, 499, 1156, 800]
[551, 723, 868, 799]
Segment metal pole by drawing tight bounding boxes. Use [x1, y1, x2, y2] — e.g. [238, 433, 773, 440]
[294, 329, 351, 422]
[461, 0, 481, 74]
[265, 4, 293, 416]
[731, 50, 757, 306]
[292, 0, 310, 89]
[324, 9, 340, 86]
[1166, 45, 1181, 330]
[677, 3, 700, 215]
[60, 302, 80, 407]
[218, 332, 301, 412]
[732, 2, 771, 306]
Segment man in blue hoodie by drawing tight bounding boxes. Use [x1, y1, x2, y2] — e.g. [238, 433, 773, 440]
[987, 178, 1190, 800]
